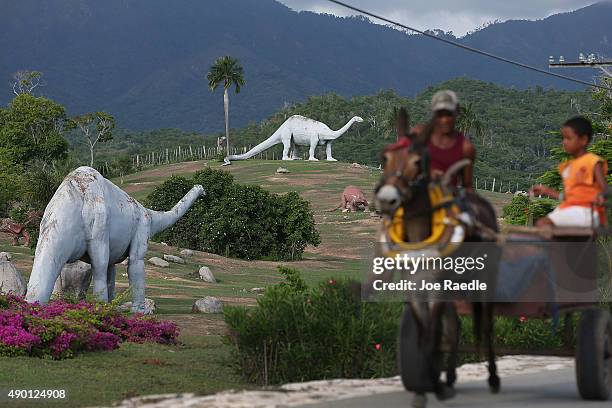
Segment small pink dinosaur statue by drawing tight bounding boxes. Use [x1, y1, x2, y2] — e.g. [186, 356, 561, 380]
[329, 186, 369, 212]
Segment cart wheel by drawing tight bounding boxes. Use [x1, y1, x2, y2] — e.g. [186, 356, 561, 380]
[398, 304, 437, 393]
[576, 308, 612, 400]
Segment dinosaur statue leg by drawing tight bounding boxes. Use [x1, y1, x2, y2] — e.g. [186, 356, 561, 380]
[88, 237, 110, 302]
[290, 140, 300, 160]
[308, 137, 319, 161]
[107, 264, 116, 301]
[127, 226, 149, 313]
[325, 143, 337, 161]
[281, 133, 292, 160]
[22, 229, 30, 247]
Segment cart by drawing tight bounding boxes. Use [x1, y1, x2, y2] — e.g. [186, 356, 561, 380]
[397, 225, 612, 401]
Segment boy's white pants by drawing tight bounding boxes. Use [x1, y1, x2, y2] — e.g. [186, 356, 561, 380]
[547, 205, 600, 227]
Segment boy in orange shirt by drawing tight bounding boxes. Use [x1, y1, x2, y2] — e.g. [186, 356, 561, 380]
[531, 116, 608, 227]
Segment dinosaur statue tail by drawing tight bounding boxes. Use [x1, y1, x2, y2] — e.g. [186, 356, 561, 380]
[224, 126, 283, 164]
[326, 203, 343, 212]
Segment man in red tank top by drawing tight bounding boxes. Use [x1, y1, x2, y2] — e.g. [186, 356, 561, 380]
[427, 90, 475, 189]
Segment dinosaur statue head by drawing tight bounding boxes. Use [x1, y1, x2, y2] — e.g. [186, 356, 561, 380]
[353, 116, 364, 123]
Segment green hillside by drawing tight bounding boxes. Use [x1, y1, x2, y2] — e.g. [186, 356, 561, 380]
[74, 78, 594, 191]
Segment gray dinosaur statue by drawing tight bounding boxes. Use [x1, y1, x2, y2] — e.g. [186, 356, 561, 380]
[25, 166, 204, 313]
[224, 115, 363, 164]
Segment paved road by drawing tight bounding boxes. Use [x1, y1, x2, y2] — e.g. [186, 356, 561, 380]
[305, 368, 610, 407]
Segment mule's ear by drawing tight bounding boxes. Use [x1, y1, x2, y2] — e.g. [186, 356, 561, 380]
[414, 121, 434, 145]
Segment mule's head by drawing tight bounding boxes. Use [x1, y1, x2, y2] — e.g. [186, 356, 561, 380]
[375, 138, 429, 216]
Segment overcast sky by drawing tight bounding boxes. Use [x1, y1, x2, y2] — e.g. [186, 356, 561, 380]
[278, 0, 599, 36]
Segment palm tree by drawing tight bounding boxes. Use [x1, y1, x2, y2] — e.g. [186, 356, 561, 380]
[457, 103, 485, 143]
[207, 56, 246, 157]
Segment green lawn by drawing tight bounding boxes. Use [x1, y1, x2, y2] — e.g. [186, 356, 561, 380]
[0, 336, 246, 408]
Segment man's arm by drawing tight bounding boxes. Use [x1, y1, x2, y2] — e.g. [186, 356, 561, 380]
[462, 139, 475, 190]
[594, 161, 608, 205]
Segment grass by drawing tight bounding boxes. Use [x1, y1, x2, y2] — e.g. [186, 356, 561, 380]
[0, 335, 246, 408]
[0, 159, 512, 407]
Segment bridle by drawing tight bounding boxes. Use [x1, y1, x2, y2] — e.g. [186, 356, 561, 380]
[376, 141, 430, 206]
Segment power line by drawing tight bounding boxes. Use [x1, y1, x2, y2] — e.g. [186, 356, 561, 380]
[326, 0, 612, 92]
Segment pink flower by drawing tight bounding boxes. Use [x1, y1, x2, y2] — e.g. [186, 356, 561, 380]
[375, 343, 382, 351]
[519, 316, 527, 323]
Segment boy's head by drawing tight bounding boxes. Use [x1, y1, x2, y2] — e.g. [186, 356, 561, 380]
[561, 116, 593, 155]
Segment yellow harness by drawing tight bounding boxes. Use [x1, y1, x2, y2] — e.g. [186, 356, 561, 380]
[382, 184, 465, 256]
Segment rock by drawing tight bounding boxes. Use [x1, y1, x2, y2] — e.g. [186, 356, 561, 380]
[163, 254, 185, 264]
[118, 298, 156, 315]
[250, 287, 265, 294]
[343, 215, 349, 220]
[198, 266, 216, 283]
[350, 162, 362, 168]
[0, 253, 26, 296]
[276, 167, 290, 174]
[120, 258, 129, 265]
[148, 257, 169, 267]
[52, 261, 92, 300]
[161, 242, 169, 246]
[192, 296, 223, 314]
[180, 249, 194, 257]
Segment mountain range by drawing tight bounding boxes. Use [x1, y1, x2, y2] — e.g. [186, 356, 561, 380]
[1, 0, 610, 131]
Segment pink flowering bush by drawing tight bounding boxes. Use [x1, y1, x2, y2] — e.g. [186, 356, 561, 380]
[0, 294, 179, 359]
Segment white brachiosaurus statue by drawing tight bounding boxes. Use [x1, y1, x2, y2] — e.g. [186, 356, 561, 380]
[224, 115, 363, 164]
[25, 166, 204, 313]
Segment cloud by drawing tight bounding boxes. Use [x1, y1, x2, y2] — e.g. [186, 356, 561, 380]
[278, 0, 597, 36]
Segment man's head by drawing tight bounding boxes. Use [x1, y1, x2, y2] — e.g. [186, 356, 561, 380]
[562, 116, 592, 155]
[431, 90, 458, 134]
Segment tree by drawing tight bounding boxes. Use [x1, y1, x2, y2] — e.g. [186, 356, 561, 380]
[69, 112, 115, 167]
[12, 71, 43, 95]
[457, 103, 485, 143]
[207, 56, 246, 157]
[0, 94, 69, 166]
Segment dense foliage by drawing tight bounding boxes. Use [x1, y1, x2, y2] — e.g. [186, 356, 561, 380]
[224, 267, 402, 384]
[0, 295, 179, 360]
[146, 168, 320, 260]
[225, 267, 577, 384]
[502, 194, 557, 225]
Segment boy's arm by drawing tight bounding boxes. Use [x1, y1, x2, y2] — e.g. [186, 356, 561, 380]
[594, 161, 608, 204]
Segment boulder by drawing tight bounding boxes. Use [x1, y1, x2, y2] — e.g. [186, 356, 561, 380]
[250, 287, 265, 294]
[52, 261, 92, 300]
[198, 266, 216, 283]
[163, 254, 185, 264]
[148, 257, 169, 267]
[180, 249, 194, 257]
[0, 252, 26, 296]
[276, 167, 290, 174]
[118, 298, 156, 315]
[192, 296, 223, 314]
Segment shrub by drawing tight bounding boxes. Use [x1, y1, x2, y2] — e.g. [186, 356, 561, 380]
[502, 194, 557, 225]
[0, 295, 179, 359]
[224, 267, 402, 384]
[225, 268, 588, 384]
[146, 168, 319, 260]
